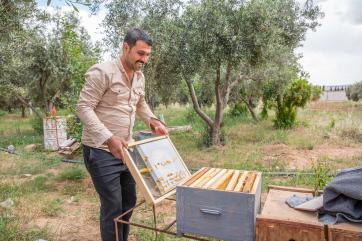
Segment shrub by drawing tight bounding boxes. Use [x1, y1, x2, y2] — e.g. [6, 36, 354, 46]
[311, 85, 322, 101]
[229, 102, 249, 118]
[274, 78, 312, 128]
[66, 115, 83, 141]
[346, 81, 362, 101]
[30, 116, 43, 135]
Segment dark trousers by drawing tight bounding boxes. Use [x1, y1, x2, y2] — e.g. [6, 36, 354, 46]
[83, 145, 137, 241]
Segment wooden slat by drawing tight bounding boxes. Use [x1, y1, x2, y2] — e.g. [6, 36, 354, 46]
[225, 170, 240, 191]
[122, 147, 155, 204]
[251, 172, 262, 194]
[210, 169, 234, 190]
[189, 168, 216, 188]
[194, 168, 221, 188]
[183, 167, 209, 187]
[242, 172, 256, 193]
[203, 169, 228, 189]
[233, 171, 248, 192]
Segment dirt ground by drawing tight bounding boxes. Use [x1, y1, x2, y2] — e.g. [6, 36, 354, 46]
[262, 143, 362, 169]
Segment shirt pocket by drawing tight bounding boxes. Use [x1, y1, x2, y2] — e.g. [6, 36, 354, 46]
[132, 88, 145, 105]
[103, 84, 129, 105]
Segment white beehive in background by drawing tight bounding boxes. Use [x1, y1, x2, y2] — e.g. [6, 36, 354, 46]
[43, 117, 67, 150]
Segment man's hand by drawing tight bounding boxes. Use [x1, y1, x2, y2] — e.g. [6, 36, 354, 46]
[149, 118, 168, 136]
[105, 135, 128, 161]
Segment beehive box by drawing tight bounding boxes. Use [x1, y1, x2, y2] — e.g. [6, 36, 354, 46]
[123, 136, 191, 204]
[256, 186, 326, 241]
[328, 223, 362, 241]
[176, 167, 262, 241]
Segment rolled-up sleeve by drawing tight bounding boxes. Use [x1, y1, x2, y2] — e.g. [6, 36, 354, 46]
[76, 68, 113, 147]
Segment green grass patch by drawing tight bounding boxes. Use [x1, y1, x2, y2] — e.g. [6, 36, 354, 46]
[0, 213, 50, 241]
[0, 176, 51, 201]
[57, 166, 87, 181]
[41, 198, 63, 217]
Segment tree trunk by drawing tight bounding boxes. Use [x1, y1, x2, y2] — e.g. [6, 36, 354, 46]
[16, 95, 43, 119]
[210, 124, 221, 146]
[39, 74, 48, 113]
[21, 105, 26, 118]
[242, 98, 258, 122]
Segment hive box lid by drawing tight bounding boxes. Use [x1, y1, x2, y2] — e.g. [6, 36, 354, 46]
[123, 136, 191, 204]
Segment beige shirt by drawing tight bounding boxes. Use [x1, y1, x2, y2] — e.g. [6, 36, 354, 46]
[76, 58, 156, 151]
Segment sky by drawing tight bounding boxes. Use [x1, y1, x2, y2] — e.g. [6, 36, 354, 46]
[36, 0, 362, 86]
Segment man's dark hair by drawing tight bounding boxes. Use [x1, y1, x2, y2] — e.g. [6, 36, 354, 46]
[124, 28, 153, 48]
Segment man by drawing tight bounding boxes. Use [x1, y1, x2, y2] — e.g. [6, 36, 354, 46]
[76, 28, 168, 241]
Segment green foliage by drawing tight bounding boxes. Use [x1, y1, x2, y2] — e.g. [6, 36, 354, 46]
[311, 160, 334, 195]
[30, 116, 43, 135]
[346, 80, 362, 101]
[311, 85, 322, 101]
[58, 166, 87, 181]
[274, 78, 312, 128]
[104, 0, 322, 146]
[66, 115, 82, 141]
[229, 102, 249, 118]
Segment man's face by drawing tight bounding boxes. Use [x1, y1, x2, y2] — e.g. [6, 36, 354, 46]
[123, 40, 152, 71]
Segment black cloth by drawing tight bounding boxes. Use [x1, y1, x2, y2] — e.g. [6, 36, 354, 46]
[83, 145, 137, 241]
[319, 165, 362, 224]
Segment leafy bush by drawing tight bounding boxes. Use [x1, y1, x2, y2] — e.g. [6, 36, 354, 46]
[312, 160, 334, 195]
[311, 85, 322, 101]
[346, 81, 362, 101]
[66, 115, 83, 141]
[30, 116, 43, 135]
[274, 78, 312, 128]
[229, 102, 249, 118]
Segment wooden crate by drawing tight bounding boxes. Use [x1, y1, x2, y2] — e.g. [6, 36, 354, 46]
[328, 223, 362, 241]
[256, 186, 326, 241]
[176, 167, 262, 241]
[123, 136, 191, 204]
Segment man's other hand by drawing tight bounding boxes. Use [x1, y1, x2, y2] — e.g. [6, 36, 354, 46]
[105, 136, 128, 161]
[149, 118, 168, 136]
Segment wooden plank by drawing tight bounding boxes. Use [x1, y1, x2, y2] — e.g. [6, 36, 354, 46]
[183, 167, 209, 187]
[203, 169, 228, 189]
[225, 170, 240, 191]
[210, 169, 234, 190]
[251, 172, 262, 194]
[189, 168, 216, 188]
[261, 189, 321, 225]
[194, 168, 221, 188]
[122, 147, 155, 204]
[243, 172, 257, 193]
[127, 135, 167, 147]
[268, 185, 323, 195]
[234, 171, 248, 192]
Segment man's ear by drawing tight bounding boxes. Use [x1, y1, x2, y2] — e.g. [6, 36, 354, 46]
[123, 42, 129, 53]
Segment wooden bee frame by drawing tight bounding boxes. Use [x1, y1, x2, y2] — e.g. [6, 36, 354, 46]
[123, 136, 191, 204]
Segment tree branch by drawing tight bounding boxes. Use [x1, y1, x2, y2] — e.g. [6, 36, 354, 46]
[185, 79, 214, 127]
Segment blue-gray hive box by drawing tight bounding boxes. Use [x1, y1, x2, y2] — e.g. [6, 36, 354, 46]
[177, 167, 262, 241]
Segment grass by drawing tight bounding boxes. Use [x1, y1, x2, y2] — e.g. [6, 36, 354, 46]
[1, 101, 362, 240]
[0, 214, 50, 241]
[57, 166, 87, 181]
